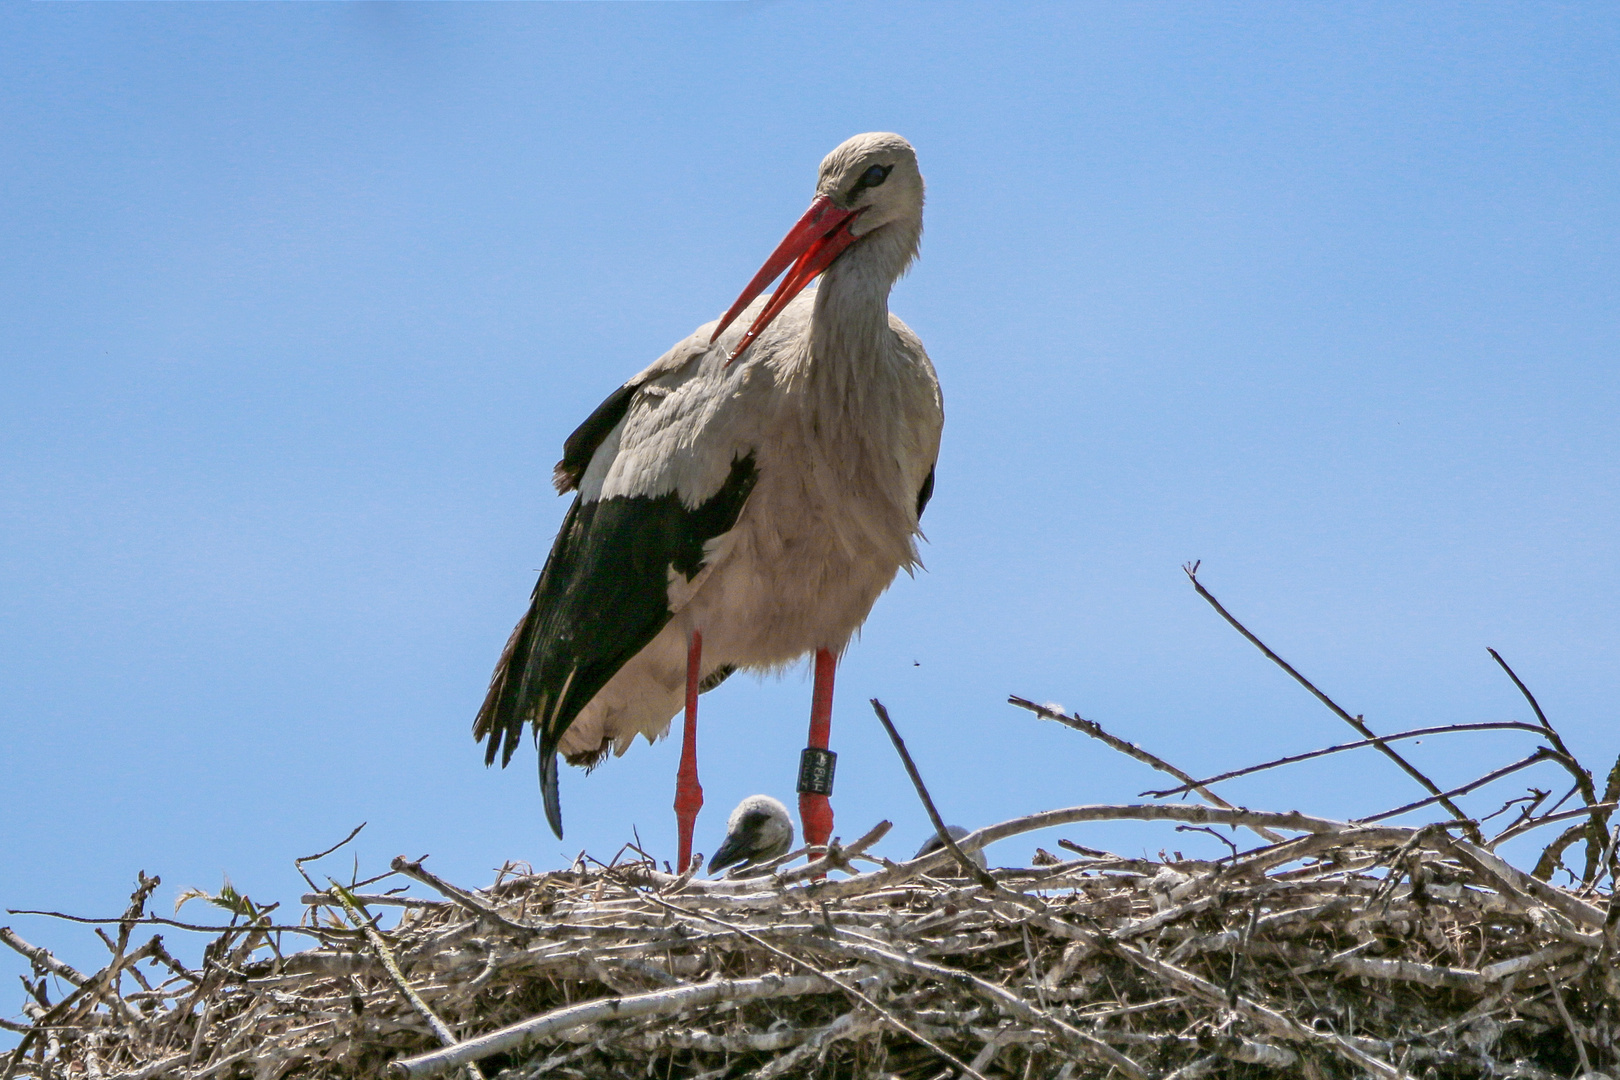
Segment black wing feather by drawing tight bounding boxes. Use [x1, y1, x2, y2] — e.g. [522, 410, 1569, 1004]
[916, 464, 936, 519]
[474, 452, 758, 838]
[552, 380, 639, 494]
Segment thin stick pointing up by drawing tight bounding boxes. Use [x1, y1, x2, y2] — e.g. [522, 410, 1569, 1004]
[1184, 562, 1480, 841]
[871, 698, 1001, 892]
[1008, 696, 1284, 843]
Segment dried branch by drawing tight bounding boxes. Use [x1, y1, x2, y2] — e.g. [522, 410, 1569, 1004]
[1144, 721, 1546, 798]
[773, 819, 893, 885]
[1184, 562, 1479, 839]
[388, 971, 854, 1078]
[1008, 695, 1286, 842]
[386, 856, 536, 937]
[295, 823, 367, 869]
[871, 698, 1001, 890]
[326, 881, 480, 1080]
[0, 928, 89, 988]
[1489, 648, 1612, 884]
[1355, 747, 1555, 824]
[1491, 801, 1619, 847]
[5, 910, 355, 940]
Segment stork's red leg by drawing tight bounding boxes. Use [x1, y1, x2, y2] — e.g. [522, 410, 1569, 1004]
[674, 630, 704, 873]
[798, 648, 837, 852]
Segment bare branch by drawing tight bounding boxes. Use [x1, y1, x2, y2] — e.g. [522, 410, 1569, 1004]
[1489, 648, 1610, 883]
[1184, 562, 1479, 839]
[387, 856, 536, 937]
[1009, 695, 1286, 842]
[872, 698, 1001, 890]
[0, 928, 89, 988]
[388, 971, 855, 1078]
[1491, 802, 1619, 847]
[1355, 748, 1555, 824]
[1143, 721, 1546, 798]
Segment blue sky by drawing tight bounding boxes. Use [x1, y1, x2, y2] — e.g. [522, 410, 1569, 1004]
[4, 3, 1618, 1028]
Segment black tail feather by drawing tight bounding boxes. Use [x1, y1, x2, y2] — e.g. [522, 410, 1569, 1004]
[474, 584, 544, 768]
[477, 457, 757, 840]
[541, 750, 563, 839]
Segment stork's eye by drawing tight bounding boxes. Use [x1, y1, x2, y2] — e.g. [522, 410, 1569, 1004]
[847, 163, 893, 202]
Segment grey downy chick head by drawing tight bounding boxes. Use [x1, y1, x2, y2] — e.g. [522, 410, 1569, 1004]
[914, 825, 988, 872]
[708, 795, 795, 875]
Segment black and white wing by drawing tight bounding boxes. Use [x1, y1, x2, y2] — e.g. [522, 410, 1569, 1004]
[473, 338, 756, 838]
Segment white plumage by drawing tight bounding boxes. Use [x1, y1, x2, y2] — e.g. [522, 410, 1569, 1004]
[562, 297, 940, 761]
[476, 133, 943, 849]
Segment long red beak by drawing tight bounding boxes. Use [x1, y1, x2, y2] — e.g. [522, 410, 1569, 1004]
[710, 195, 862, 361]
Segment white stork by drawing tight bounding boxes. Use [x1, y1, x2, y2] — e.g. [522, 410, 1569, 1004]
[474, 132, 943, 868]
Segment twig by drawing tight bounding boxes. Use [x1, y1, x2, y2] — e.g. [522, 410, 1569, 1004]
[665, 853, 703, 892]
[1491, 802, 1619, 847]
[326, 881, 480, 1080]
[1008, 695, 1285, 842]
[1489, 648, 1610, 884]
[388, 856, 536, 937]
[1184, 562, 1479, 840]
[1143, 722, 1546, 798]
[295, 823, 368, 869]
[1354, 748, 1555, 824]
[774, 820, 894, 885]
[801, 929, 1151, 1080]
[1478, 943, 1583, 981]
[115, 873, 160, 960]
[387, 970, 860, 1078]
[872, 698, 1001, 891]
[301, 893, 446, 910]
[1532, 822, 1590, 884]
[5, 911, 356, 940]
[1481, 787, 1549, 828]
[641, 891, 988, 1080]
[1175, 825, 1240, 861]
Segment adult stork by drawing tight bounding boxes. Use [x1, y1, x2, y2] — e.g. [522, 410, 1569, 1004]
[474, 132, 943, 869]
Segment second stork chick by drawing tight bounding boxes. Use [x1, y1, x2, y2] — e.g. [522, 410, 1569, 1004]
[914, 825, 988, 871]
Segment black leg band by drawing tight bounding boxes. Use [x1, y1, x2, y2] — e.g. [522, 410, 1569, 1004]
[796, 747, 837, 796]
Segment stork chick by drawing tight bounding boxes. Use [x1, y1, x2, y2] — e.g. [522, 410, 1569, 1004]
[708, 795, 795, 875]
[914, 825, 988, 871]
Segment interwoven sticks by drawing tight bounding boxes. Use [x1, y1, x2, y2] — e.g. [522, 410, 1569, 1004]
[5, 796, 1617, 1080]
[7, 572, 1619, 1078]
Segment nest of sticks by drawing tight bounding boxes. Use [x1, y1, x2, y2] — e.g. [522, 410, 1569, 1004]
[7, 569, 1620, 1080]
